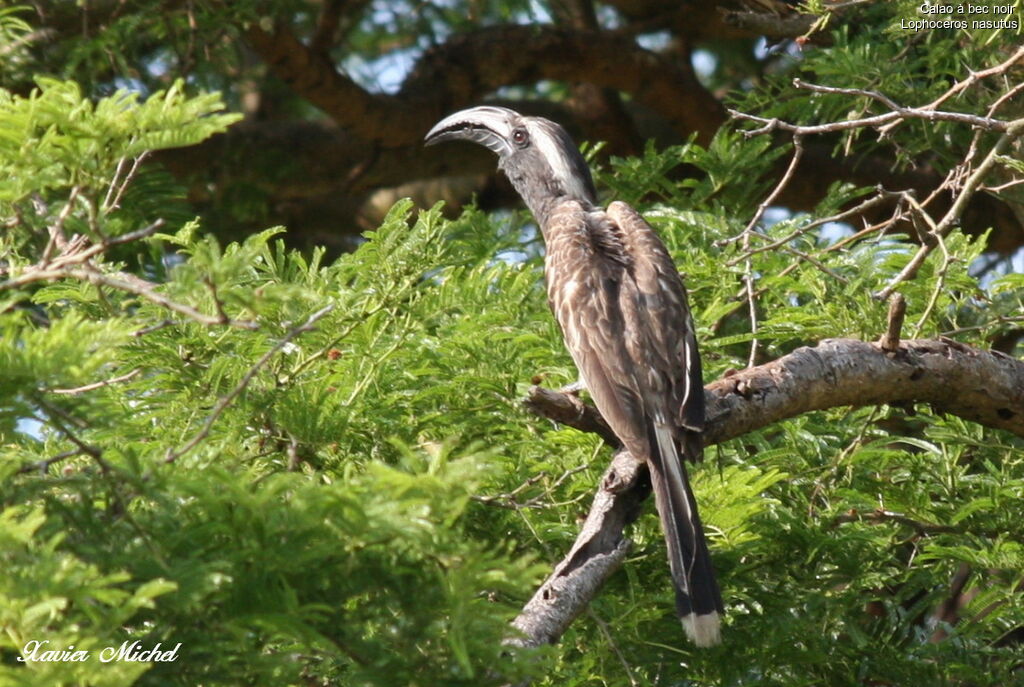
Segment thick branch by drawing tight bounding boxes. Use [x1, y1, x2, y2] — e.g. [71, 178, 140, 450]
[245, 24, 412, 143]
[246, 23, 725, 146]
[403, 26, 724, 144]
[703, 338, 1023, 443]
[719, 9, 817, 38]
[508, 451, 645, 646]
[512, 337, 1023, 648]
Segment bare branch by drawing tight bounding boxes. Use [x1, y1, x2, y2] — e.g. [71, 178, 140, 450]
[878, 45, 1024, 136]
[833, 508, 956, 536]
[719, 8, 816, 38]
[731, 79, 1017, 140]
[40, 186, 80, 265]
[876, 118, 1024, 300]
[879, 293, 906, 353]
[101, 152, 150, 213]
[509, 451, 645, 647]
[47, 368, 142, 395]
[514, 337, 1024, 648]
[734, 138, 805, 365]
[721, 187, 896, 261]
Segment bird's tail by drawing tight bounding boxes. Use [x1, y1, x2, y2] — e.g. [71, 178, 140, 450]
[647, 424, 723, 647]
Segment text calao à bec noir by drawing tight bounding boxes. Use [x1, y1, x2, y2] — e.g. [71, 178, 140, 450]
[902, 3, 1019, 30]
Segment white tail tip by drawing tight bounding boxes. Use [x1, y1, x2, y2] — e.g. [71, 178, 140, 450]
[682, 612, 722, 647]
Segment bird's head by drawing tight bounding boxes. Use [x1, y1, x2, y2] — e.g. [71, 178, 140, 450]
[425, 106, 597, 223]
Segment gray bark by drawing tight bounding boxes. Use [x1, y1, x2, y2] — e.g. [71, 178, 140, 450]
[511, 337, 1024, 647]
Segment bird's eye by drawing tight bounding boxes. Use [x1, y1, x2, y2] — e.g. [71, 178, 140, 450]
[511, 128, 529, 146]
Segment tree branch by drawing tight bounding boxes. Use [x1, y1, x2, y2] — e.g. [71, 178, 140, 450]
[403, 26, 725, 144]
[512, 337, 1024, 647]
[245, 23, 408, 143]
[246, 23, 725, 146]
[719, 8, 817, 38]
[508, 450, 645, 647]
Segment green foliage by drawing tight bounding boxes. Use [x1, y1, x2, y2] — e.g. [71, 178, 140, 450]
[1, 7, 1023, 687]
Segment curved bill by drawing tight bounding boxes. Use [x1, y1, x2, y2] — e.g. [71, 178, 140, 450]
[424, 106, 517, 156]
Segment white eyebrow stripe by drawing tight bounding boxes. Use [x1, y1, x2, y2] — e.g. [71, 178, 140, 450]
[526, 120, 590, 201]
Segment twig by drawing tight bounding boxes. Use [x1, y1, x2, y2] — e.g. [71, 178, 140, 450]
[730, 80, 1014, 138]
[473, 473, 550, 510]
[985, 80, 1024, 120]
[791, 78, 1017, 133]
[164, 304, 335, 463]
[289, 301, 391, 378]
[710, 260, 803, 335]
[474, 463, 592, 510]
[102, 152, 150, 213]
[81, 266, 258, 329]
[822, 200, 910, 254]
[833, 508, 956, 535]
[794, 79, 902, 111]
[742, 252, 759, 368]
[875, 117, 1024, 300]
[35, 397, 103, 461]
[941, 314, 1024, 338]
[47, 368, 142, 395]
[587, 609, 639, 686]
[879, 293, 906, 353]
[738, 137, 804, 366]
[780, 245, 849, 283]
[747, 136, 806, 235]
[133, 319, 176, 337]
[203, 275, 231, 325]
[2, 219, 166, 285]
[723, 187, 895, 264]
[0, 27, 56, 57]
[984, 177, 1024, 194]
[2, 261, 258, 330]
[40, 187, 81, 266]
[18, 449, 84, 475]
[878, 45, 1024, 135]
[912, 231, 951, 337]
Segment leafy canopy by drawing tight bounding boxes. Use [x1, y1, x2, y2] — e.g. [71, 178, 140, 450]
[1, 6, 1023, 687]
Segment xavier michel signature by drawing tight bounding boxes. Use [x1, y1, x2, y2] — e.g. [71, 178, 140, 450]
[17, 640, 181, 664]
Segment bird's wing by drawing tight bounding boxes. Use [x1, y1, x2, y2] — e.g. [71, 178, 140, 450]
[606, 200, 705, 442]
[604, 201, 720, 645]
[544, 203, 649, 452]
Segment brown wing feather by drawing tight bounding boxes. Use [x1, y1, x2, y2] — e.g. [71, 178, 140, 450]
[545, 202, 649, 453]
[606, 201, 705, 443]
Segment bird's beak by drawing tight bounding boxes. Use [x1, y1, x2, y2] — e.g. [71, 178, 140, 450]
[424, 106, 516, 157]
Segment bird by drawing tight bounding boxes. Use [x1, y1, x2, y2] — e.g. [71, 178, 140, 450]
[425, 106, 723, 647]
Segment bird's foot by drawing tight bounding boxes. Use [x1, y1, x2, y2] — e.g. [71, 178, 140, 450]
[559, 380, 585, 396]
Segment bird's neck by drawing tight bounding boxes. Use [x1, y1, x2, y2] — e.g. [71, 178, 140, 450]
[504, 168, 594, 231]
[524, 192, 580, 231]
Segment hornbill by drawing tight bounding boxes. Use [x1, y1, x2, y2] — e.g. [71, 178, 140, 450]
[425, 106, 723, 647]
